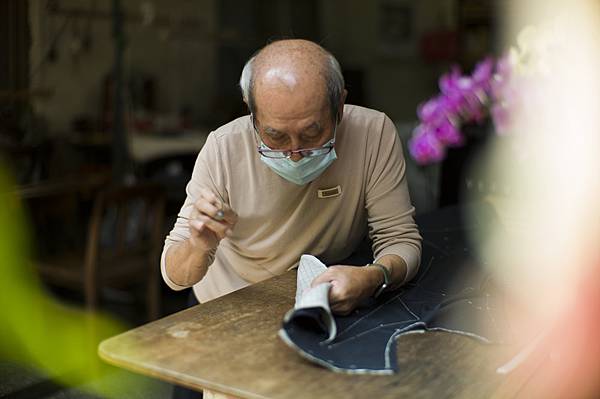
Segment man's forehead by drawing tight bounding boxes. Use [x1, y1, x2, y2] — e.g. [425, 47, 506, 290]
[253, 42, 328, 91]
[254, 71, 328, 117]
[254, 90, 328, 121]
[255, 60, 326, 90]
[261, 121, 322, 136]
[262, 67, 300, 89]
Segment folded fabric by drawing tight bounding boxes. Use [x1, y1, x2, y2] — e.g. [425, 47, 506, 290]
[280, 255, 337, 344]
[278, 204, 512, 374]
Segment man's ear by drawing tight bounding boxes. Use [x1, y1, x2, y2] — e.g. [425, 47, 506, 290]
[337, 89, 348, 123]
[243, 95, 255, 115]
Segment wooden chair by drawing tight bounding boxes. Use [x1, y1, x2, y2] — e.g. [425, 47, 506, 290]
[37, 183, 166, 321]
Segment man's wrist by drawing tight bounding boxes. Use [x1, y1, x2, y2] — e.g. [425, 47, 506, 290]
[367, 263, 391, 298]
[168, 240, 213, 286]
[188, 236, 218, 260]
[365, 264, 384, 285]
[374, 255, 408, 288]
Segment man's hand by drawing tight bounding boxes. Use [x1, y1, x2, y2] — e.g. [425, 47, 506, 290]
[189, 187, 238, 251]
[165, 188, 238, 288]
[311, 265, 383, 315]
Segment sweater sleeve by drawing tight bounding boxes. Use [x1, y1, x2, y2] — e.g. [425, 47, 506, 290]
[365, 114, 422, 283]
[160, 132, 225, 291]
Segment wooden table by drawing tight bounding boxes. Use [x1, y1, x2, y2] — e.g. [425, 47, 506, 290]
[98, 269, 532, 399]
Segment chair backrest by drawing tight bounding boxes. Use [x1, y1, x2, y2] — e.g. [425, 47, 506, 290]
[84, 183, 166, 276]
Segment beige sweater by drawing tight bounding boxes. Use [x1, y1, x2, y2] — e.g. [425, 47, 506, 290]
[161, 105, 422, 303]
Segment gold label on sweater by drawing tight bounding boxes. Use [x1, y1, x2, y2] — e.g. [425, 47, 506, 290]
[317, 185, 342, 199]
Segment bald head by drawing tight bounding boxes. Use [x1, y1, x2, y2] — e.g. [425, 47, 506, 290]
[240, 40, 345, 125]
[253, 40, 330, 92]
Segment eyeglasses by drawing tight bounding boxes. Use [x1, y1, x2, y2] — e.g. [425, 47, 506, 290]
[252, 115, 336, 159]
[257, 140, 335, 159]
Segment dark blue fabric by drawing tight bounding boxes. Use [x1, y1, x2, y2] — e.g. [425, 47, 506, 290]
[282, 203, 511, 374]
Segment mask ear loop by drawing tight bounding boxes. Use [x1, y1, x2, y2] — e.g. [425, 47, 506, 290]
[250, 113, 263, 150]
[331, 107, 341, 145]
[331, 124, 337, 146]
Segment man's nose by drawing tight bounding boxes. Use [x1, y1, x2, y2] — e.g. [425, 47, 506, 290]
[288, 139, 304, 162]
[289, 152, 304, 162]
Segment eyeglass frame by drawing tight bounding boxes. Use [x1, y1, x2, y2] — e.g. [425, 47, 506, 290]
[251, 114, 337, 159]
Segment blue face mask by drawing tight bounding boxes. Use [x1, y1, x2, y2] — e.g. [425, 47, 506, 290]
[259, 137, 338, 186]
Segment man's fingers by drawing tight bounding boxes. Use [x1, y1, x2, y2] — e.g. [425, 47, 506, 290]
[189, 215, 231, 240]
[311, 266, 343, 287]
[189, 190, 237, 245]
[311, 272, 334, 288]
[190, 219, 205, 233]
[198, 187, 220, 206]
[329, 281, 348, 302]
[194, 199, 231, 224]
[196, 190, 238, 224]
[193, 214, 232, 239]
[215, 204, 238, 224]
[309, 271, 354, 315]
[198, 187, 226, 215]
[330, 303, 352, 316]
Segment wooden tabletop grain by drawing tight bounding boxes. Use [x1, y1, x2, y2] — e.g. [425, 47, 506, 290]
[99, 270, 526, 399]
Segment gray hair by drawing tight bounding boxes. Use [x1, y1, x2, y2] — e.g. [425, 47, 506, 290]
[239, 47, 345, 124]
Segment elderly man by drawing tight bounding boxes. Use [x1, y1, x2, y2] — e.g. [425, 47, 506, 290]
[161, 39, 421, 317]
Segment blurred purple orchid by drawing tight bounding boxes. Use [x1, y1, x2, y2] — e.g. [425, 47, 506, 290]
[409, 56, 512, 165]
[434, 119, 464, 146]
[408, 127, 446, 164]
[473, 57, 495, 89]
